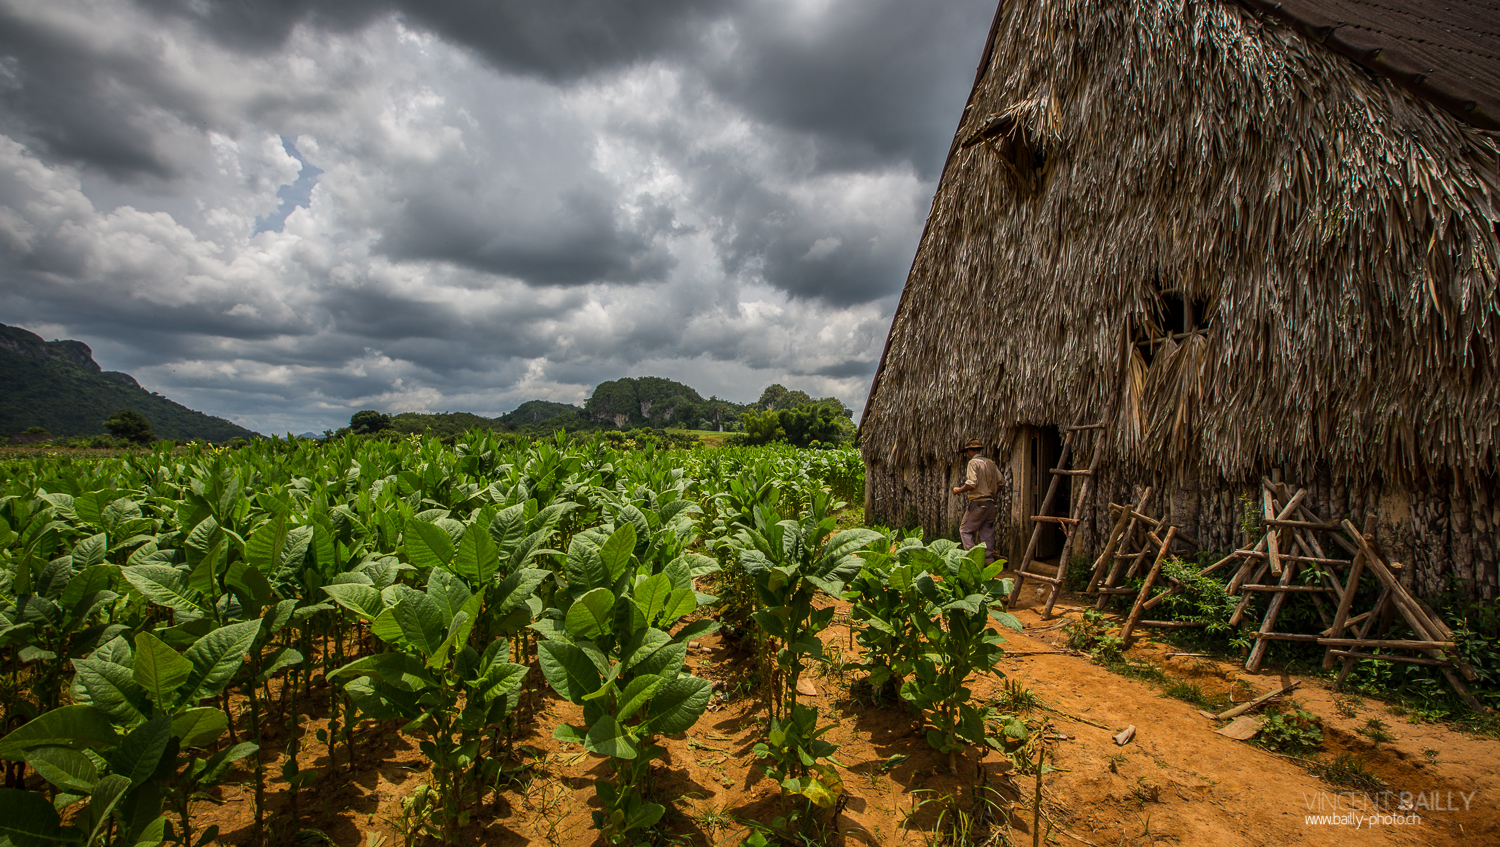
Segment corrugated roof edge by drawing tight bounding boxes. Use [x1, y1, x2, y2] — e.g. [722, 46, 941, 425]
[1236, 0, 1500, 131]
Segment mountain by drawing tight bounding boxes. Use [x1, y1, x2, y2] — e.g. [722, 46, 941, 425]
[0, 322, 261, 442]
[584, 377, 705, 428]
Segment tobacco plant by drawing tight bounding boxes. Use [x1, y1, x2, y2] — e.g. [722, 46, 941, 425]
[734, 491, 880, 811]
[536, 521, 718, 845]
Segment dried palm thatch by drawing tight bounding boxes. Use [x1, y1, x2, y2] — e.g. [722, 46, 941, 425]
[862, 0, 1500, 511]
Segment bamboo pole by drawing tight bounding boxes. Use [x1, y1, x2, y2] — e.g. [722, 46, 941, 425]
[1122, 527, 1176, 645]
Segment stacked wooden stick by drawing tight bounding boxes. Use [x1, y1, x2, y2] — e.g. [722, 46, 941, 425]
[1084, 487, 1217, 645]
[1081, 478, 1484, 711]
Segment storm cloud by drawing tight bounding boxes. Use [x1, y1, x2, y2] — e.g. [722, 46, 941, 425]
[0, 0, 995, 434]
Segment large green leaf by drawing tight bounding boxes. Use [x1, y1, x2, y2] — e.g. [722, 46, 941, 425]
[83, 774, 131, 847]
[330, 652, 432, 691]
[322, 583, 384, 620]
[403, 520, 455, 570]
[132, 633, 192, 709]
[473, 661, 528, 704]
[0, 706, 117, 761]
[425, 567, 471, 624]
[391, 590, 447, 658]
[108, 716, 171, 787]
[615, 674, 662, 722]
[598, 523, 636, 583]
[0, 787, 84, 846]
[245, 513, 288, 574]
[452, 522, 499, 584]
[584, 715, 638, 760]
[121, 567, 205, 619]
[23, 745, 98, 794]
[564, 588, 615, 641]
[537, 641, 603, 703]
[646, 676, 712, 734]
[71, 651, 148, 726]
[564, 537, 608, 593]
[171, 707, 228, 749]
[180, 618, 262, 704]
[71, 534, 108, 569]
[634, 574, 671, 625]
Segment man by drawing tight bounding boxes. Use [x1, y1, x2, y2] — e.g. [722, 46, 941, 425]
[952, 438, 1001, 563]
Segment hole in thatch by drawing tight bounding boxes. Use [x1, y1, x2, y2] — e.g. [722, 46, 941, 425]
[962, 112, 1048, 193]
[1137, 283, 1212, 365]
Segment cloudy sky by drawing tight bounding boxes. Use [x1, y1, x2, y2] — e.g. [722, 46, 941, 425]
[0, 0, 994, 435]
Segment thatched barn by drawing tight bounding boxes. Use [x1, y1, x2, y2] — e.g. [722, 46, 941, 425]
[860, 0, 1500, 600]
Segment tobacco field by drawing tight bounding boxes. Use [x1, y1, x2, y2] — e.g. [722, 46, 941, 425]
[0, 433, 1039, 847]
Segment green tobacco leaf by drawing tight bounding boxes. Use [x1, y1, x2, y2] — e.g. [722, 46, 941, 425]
[565, 537, 608, 593]
[425, 567, 472, 624]
[0, 707, 118, 761]
[180, 619, 262, 704]
[403, 520, 454, 570]
[245, 513, 288, 575]
[988, 609, 1024, 632]
[391, 590, 447, 658]
[0, 786, 84, 846]
[615, 674, 662, 722]
[84, 774, 131, 847]
[634, 642, 686, 679]
[634, 574, 671, 625]
[72, 534, 108, 569]
[108, 716, 171, 787]
[646, 675, 711, 734]
[224, 562, 273, 614]
[322, 583, 384, 620]
[564, 588, 614, 641]
[624, 801, 665, 833]
[584, 715, 638, 760]
[171, 707, 228, 749]
[494, 568, 548, 615]
[71, 650, 148, 726]
[132, 633, 192, 710]
[121, 566, 205, 619]
[452, 522, 499, 584]
[598, 522, 636, 583]
[473, 662, 528, 704]
[551, 724, 586, 745]
[24, 746, 98, 794]
[537, 641, 603, 703]
[670, 618, 720, 644]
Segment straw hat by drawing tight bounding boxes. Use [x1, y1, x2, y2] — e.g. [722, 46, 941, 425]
[959, 438, 983, 452]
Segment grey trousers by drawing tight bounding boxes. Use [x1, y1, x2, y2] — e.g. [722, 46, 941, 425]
[960, 499, 998, 563]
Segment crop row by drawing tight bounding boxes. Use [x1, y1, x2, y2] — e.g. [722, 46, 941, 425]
[0, 433, 1027, 846]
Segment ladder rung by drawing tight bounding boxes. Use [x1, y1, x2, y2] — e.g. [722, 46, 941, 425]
[1020, 573, 1060, 585]
[1064, 423, 1106, 431]
[1031, 516, 1079, 524]
[1050, 469, 1092, 476]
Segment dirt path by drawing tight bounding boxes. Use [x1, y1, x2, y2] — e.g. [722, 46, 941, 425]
[192, 598, 1499, 846]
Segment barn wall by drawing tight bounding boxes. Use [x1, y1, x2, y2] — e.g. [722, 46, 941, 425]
[867, 458, 1498, 601]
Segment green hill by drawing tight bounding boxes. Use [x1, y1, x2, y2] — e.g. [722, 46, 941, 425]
[0, 322, 261, 442]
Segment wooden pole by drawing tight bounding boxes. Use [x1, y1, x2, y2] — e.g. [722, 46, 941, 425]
[1122, 527, 1176, 645]
[1322, 549, 1366, 670]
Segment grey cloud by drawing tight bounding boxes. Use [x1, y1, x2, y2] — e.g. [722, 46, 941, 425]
[705, 0, 994, 179]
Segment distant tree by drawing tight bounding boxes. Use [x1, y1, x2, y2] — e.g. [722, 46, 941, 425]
[740, 409, 786, 445]
[756, 384, 814, 411]
[23, 426, 48, 435]
[779, 404, 845, 448]
[349, 410, 392, 435]
[103, 409, 155, 445]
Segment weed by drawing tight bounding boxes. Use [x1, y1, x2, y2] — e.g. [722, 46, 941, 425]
[1357, 718, 1393, 744]
[1309, 753, 1386, 792]
[1257, 707, 1324, 756]
[1161, 680, 1230, 712]
[1107, 753, 1128, 774]
[1067, 609, 1124, 661]
[992, 678, 1042, 715]
[1333, 694, 1362, 719]
[1422, 747, 1440, 764]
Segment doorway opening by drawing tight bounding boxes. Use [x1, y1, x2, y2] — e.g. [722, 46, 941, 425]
[1027, 425, 1069, 560]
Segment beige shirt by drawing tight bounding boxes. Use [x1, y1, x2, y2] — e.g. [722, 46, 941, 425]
[964, 455, 1001, 501]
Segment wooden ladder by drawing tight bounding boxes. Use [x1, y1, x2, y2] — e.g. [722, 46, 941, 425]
[1006, 422, 1104, 617]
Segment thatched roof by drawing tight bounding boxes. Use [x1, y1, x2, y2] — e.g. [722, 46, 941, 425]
[861, 0, 1500, 485]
